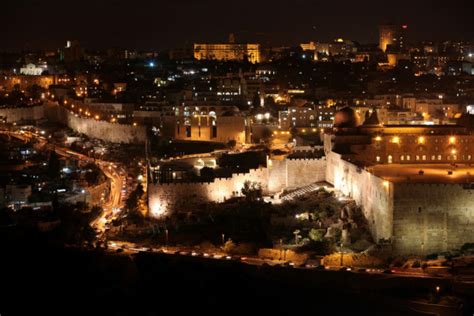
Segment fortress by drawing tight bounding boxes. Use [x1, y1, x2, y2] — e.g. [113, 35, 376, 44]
[147, 150, 327, 218]
[148, 108, 474, 256]
[1, 103, 472, 256]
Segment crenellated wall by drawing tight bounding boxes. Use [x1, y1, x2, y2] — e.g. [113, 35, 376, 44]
[49, 104, 146, 144]
[0, 105, 45, 122]
[148, 167, 270, 217]
[148, 155, 327, 217]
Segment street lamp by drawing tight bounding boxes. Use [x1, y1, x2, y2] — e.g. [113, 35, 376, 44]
[279, 238, 283, 260]
[339, 243, 344, 267]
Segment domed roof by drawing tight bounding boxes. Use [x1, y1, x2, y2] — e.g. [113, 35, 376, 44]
[333, 107, 360, 128]
[363, 110, 381, 126]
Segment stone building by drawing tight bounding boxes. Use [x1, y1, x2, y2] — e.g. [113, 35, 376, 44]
[325, 107, 474, 255]
[194, 43, 261, 64]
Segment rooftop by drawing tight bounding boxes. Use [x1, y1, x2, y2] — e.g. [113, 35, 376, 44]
[368, 164, 474, 184]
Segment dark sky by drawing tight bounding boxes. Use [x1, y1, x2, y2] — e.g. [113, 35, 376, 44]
[1, 0, 473, 51]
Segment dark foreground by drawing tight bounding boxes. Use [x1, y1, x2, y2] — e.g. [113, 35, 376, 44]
[1, 231, 472, 316]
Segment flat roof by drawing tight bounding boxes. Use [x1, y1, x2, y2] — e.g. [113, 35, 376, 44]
[367, 164, 474, 184]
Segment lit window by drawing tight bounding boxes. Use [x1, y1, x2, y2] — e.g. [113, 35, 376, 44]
[376, 156, 381, 162]
[406, 155, 411, 161]
[416, 155, 420, 161]
[400, 155, 404, 161]
[391, 136, 400, 144]
[422, 155, 426, 160]
[431, 155, 436, 160]
[469, 155, 472, 160]
[418, 136, 425, 144]
[438, 155, 442, 160]
[388, 155, 393, 164]
[449, 136, 456, 144]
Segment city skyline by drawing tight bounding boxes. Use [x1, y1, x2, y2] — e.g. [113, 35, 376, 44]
[1, 2, 474, 314]
[1, 0, 473, 51]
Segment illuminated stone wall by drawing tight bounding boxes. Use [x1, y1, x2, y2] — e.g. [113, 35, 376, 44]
[286, 157, 327, 188]
[148, 156, 328, 217]
[148, 167, 270, 217]
[0, 105, 45, 122]
[0, 75, 55, 90]
[392, 184, 474, 255]
[326, 152, 394, 242]
[327, 151, 474, 255]
[52, 104, 146, 143]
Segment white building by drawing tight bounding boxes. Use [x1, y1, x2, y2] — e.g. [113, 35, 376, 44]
[20, 63, 48, 76]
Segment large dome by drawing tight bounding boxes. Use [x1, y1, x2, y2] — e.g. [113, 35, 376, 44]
[333, 107, 360, 128]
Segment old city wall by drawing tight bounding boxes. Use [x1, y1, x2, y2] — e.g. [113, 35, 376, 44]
[149, 156, 329, 217]
[326, 152, 393, 242]
[0, 104, 45, 122]
[148, 167, 269, 217]
[286, 157, 327, 188]
[392, 184, 474, 256]
[267, 158, 287, 193]
[47, 104, 146, 144]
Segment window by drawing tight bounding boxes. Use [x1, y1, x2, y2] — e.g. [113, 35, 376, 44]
[431, 155, 436, 160]
[406, 155, 411, 161]
[400, 155, 405, 161]
[388, 155, 393, 164]
[376, 156, 381, 162]
[416, 155, 420, 161]
[438, 155, 442, 160]
[469, 155, 472, 160]
[212, 126, 217, 138]
[422, 155, 426, 161]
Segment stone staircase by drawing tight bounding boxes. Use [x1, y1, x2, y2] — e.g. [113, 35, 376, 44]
[280, 183, 321, 201]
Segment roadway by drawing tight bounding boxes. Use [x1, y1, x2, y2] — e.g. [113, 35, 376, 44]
[1, 129, 126, 235]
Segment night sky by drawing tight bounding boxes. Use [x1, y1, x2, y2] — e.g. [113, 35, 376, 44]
[1, 0, 473, 51]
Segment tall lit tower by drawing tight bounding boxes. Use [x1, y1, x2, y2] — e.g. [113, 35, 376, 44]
[379, 24, 399, 52]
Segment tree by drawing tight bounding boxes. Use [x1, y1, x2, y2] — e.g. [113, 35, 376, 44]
[26, 84, 45, 100]
[48, 150, 61, 179]
[290, 126, 298, 137]
[293, 229, 301, 245]
[124, 183, 145, 219]
[308, 228, 326, 242]
[226, 139, 237, 149]
[241, 181, 262, 201]
[85, 169, 100, 185]
[200, 167, 215, 180]
[261, 127, 273, 145]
